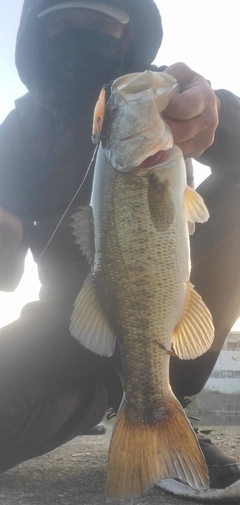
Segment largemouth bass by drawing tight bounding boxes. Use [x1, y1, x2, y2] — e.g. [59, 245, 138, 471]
[70, 71, 214, 501]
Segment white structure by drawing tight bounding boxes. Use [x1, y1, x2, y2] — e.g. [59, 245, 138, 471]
[205, 332, 240, 394]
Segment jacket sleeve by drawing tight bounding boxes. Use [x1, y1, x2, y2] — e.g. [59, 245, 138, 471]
[0, 109, 30, 291]
[0, 109, 33, 219]
[198, 89, 240, 174]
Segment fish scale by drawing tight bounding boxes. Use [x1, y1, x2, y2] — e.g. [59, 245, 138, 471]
[111, 169, 186, 405]
[70, 70, 215, 501]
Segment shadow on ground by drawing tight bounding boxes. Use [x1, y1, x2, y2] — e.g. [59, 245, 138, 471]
[0, 427, 239, 505]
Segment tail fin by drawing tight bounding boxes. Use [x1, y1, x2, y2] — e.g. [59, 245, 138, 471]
[106, 396, 209, 502]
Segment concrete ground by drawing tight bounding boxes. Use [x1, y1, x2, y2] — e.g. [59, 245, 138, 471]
[0, 425, 239, 505]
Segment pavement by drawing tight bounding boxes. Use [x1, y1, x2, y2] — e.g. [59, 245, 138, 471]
[0, 425, 239, 505]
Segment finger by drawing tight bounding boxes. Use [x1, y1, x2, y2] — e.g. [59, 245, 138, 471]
[164, 62, 195, 86]
[165, 99, 218, 147]
[164, 62, 210, 93]
[163, 85, 210, 120]
[165, 116, 215, 145]
[163, 62, 215, 121]
[164, 117, 203, 144]
[175, 127, 217, 158]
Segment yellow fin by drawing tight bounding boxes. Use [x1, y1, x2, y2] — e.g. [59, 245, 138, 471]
[185, 185, 209, 234]
[106, 395, 209, 502]
[70, 273, 117, 357]
[173, 282, 214, 360]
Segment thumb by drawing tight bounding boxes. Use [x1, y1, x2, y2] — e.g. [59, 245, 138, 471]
[164, 62, 194, 87]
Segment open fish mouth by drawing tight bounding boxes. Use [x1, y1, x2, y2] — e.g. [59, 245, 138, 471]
[139, 149, 170, 168]
[132, 147, 174, 175]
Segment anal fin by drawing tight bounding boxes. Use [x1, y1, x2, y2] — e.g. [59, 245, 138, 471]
[173, 282, 214, 359]
[70, 273, 117, 357]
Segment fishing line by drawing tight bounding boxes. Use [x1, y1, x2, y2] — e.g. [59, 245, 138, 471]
[23, 144, 99, 284]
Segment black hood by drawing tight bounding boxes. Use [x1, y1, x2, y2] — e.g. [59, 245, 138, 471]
[16, 0, 163, 109]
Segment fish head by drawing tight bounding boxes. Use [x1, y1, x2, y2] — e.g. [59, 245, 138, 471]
[104, 70, 180, 173]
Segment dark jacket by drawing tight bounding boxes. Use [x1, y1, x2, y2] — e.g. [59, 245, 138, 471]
[1, 0, 240, 302]
[0, 0, 163, 302]
[0, 93, 96, 302]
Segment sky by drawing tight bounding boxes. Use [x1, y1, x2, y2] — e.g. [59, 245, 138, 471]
[0, 0, 240, 329]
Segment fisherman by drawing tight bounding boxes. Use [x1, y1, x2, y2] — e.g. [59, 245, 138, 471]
[0, 0, 240, 501]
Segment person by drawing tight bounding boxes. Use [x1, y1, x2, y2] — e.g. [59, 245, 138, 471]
[0, 0, 240, 501]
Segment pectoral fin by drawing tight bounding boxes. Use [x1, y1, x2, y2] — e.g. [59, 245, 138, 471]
[70, 273, 117, 357]
[185, 185, 210, 235]
[172, 282, 214, 360]
[71, 206, 95, 265]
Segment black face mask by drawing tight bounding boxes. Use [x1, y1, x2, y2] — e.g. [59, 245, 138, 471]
[40, 29, 125, 116]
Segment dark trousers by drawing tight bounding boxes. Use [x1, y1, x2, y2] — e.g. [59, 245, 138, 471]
[170, 172, 240, 398]
[0, 172, 240, 472]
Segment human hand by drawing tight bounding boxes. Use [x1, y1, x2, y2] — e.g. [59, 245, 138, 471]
[163, 62, 220, 158]
[0, 207, 22, 265]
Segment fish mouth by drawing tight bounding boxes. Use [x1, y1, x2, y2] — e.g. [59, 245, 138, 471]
[139, 150, 170, 168]
[132, 148, 173, 174]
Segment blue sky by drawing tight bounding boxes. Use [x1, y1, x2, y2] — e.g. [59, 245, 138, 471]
[0, 0, 240, 329]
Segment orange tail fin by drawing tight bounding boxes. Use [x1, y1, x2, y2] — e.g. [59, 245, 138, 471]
[106, 396, 209, 502]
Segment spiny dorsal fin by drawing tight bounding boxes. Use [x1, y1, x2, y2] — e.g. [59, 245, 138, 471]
[71, 206, 95, 265]
[185, 185, 210, 235]
[172, 282, 214, 359]
[70, 273, 117, 357]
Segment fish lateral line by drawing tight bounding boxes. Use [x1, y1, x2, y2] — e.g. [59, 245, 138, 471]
[154, 339, 177, 358]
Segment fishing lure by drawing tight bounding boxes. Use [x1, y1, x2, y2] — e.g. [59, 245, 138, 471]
[92, 87, 106, 144]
